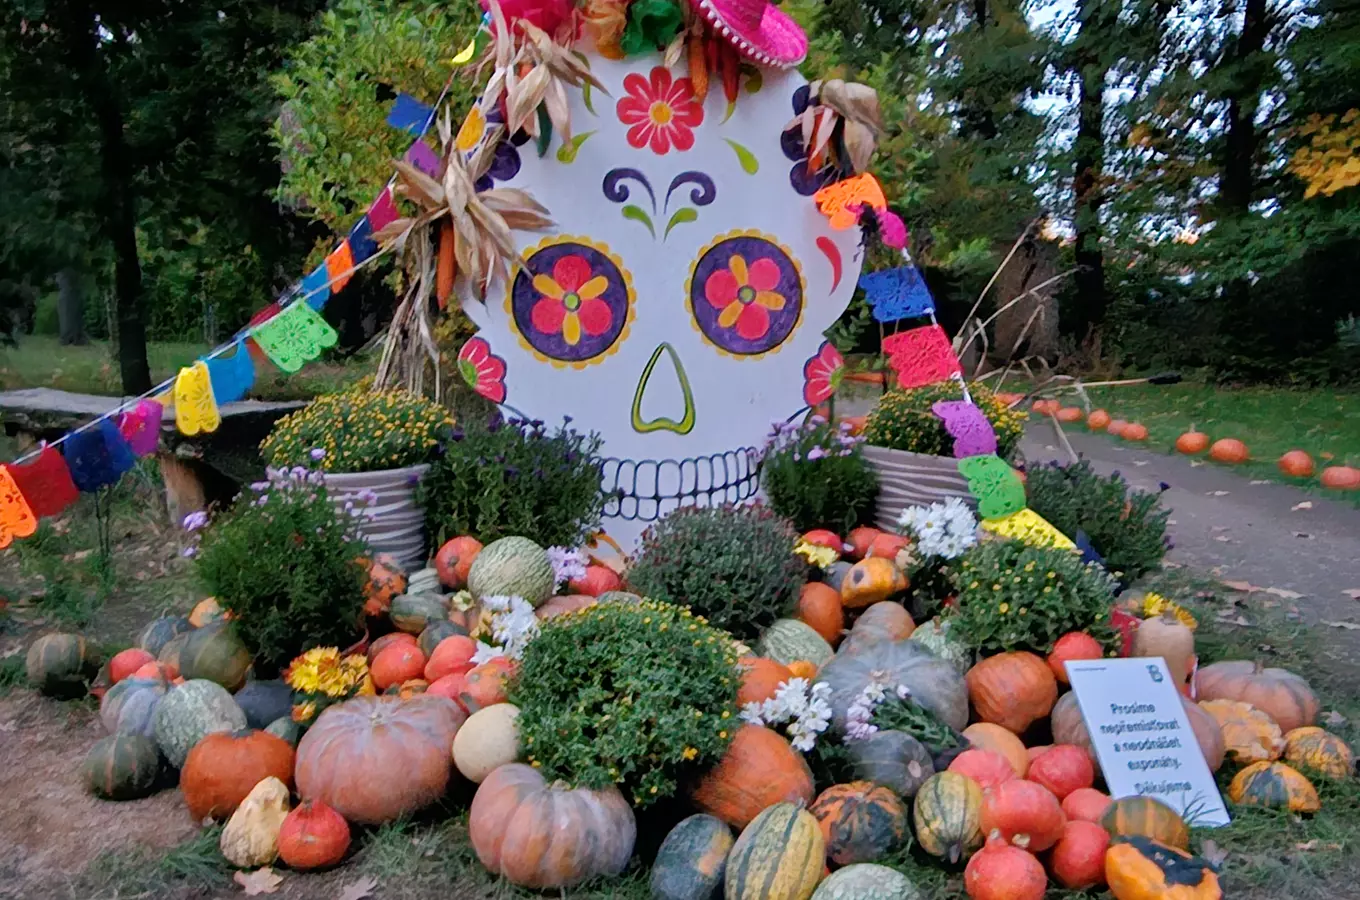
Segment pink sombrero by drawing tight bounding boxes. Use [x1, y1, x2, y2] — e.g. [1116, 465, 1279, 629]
[689, 0, 808, 69]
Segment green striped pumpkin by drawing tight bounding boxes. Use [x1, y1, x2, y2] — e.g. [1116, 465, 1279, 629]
[418, 620, 468, 657]
[811, 865, 921, 900]
[83, 734, 162, 800]
[912, 772, 984, 864]
[725, 802, 825, 900]
[100, 675, 168, 737]
[26, 633, 94, 698]
[264, 716, 302, 747]
[391, 592, 450, 634]
[756, 620, 833, 668]
[651, 814, 734, 900]
[138, 616, 193, 656]
[467, 536, 554, 608]
[178, 622, 252, 692]
[153, 679, 247, 768]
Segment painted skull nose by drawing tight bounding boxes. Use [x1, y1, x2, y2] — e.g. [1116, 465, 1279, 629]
[631, 342, 696, 434]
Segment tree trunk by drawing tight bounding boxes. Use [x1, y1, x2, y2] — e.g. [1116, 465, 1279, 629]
[59, 0, 151, 393]
[1217, 0, 1269, 320]
[56, 268, 87, 346]
[1070, 0, 1109, 339]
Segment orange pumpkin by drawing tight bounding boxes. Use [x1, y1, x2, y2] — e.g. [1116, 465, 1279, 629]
[1056, 406, 1084, 423]
[461, 658, 514, 712]
[1209, 438, 1249, 463]
[846, 526, 883, 560]
[109, 648, 156, 685]
[736, 657, 793, 706]
[536, 594, 597, 620]
[1321, 465, 1360, 491]
[1277, 450, 1315, 478]
[809, 781, 909, 866]
[469, 762, 635, 889]
[1026, 744, 1093, 800]
[1107, 419, 1129, 438]
[867, 532, 911, 560]
[568, 565, 622, 597]
[188, 597, 231, 628]
[840, 557, 908, 608]
[181, 729, 296, 821]
[393, 678, 429, 699]
[801, 529, 843, 554]
[371, 644, 426, 690]
[1061, 787, 1112, 824]
[850, 602, 916, 642]
[690, 725, 815, 829]
[979, 779, 1066, 852]
[1122, 423, 1149, 441]
[295, 695, 465, 825]
[426, 672, 470, 707]
[947, 749, 1018, 791]
[964, 830, 1046, 900]
[787, 660, 819, 680]
[797, 583, 844, 645]
[277, 799, 351, 870]
[434, 536, 483, 589]
[424, 635, 477, 682]
[965, 652, 1057, 735]
[1087, 409, 1111, 431]
[367, 631, 417, 663]
[1194, 660, 1318, 733]
[1050, 820, 1110, 890]
[363, 557, 407, 616]
[961, 723, 1029, 777]
[1175, 429, 1210, 455]
[1046, 632, 1104, 685]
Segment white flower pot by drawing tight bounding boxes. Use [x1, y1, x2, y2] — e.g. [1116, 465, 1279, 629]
[861, 445, 975, 531]
[325, 464, 430, 572]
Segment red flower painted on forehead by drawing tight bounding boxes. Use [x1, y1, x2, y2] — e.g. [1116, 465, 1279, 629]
[616, 67, 704, 155]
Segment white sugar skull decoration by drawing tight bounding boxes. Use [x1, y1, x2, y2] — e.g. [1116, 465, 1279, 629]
[456, 0, 881, 546]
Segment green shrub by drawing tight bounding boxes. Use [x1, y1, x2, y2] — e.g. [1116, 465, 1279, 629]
[261, 387, 453, 474]
[192, 467, 369, 673]
[418, 415, 607, 548]
[863, 382, 1027, 458]
[945, 540, 1117, 656]
[1023, 460, 1170, 580]
[626, 505, 805, 642]
[510, 600, 739, 807]
[761, 417, 879, 533]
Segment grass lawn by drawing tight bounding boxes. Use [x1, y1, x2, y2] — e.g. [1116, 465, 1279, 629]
[0, 335, 365, 401]
[1045, 380, 1360, 499]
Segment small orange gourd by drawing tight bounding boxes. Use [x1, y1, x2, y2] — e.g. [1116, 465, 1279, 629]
[840, 557, 908, 609]
[796, 582, 844, 645]
[1057, 406, 1084, 423]
[1174, 428, 1210, 455]
[1277, 450, 1315, 477]
[1087, 409, 1111, 430]
[1107, 419, 1129, 438]
[1209, 438, 1249, 463]
[1321, 465, 1360, 490]
[787, 660, 818, 680]
[1122, 423, 1149, 441]
[1047, 631, 1104, 685]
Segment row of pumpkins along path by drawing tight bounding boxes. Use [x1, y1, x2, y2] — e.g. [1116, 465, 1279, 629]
[20, 524, 1357, 900]
[1025, 398, 1360, 491]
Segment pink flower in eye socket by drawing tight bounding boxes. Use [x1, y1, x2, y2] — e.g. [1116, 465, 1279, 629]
[704, 254, 787, 342]
[530, 255, 614, 347]
[457, 337, 507, 404]
[802, 342, 846, 407]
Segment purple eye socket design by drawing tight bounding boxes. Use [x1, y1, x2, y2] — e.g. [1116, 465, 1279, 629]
[508, 237, 634, 366]
[688, 232, 804, 357]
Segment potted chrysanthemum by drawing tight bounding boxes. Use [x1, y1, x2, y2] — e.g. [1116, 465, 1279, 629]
[860, 382, 1027, 528]
[260, 386, 454, 570]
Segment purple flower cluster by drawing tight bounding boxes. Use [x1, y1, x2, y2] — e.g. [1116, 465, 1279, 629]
[762, 416, 865, 464]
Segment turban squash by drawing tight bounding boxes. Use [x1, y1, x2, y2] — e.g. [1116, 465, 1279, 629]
[1227, 761, 1321, 813]
[1104, 836, 1222, 900]
[809, 781, 908, 866]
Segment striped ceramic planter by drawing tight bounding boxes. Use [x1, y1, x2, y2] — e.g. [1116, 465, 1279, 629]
[861, 445, 975, 531]
[326, 464, 430, 572]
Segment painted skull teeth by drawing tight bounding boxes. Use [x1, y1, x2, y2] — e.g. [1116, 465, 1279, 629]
[601, 449, 761, 522]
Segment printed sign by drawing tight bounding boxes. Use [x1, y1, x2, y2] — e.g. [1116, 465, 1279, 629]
[1066, 657, 1230, 827]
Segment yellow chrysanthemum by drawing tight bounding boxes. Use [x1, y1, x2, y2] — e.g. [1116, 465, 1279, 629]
[1142, 592, 1198, 629]
[793, 539, 839, 569]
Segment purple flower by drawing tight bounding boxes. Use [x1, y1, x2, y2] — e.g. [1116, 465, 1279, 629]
[807, 446, 826, 461]
[290, 466, 309, 481]
[255, 494, 269, 507]
[181, 545, 198, 559]
[181, 511, 209, 532]
[357, 489, 379, 505]
[250, 481, 270, 491]
[310, 448, 326, 461]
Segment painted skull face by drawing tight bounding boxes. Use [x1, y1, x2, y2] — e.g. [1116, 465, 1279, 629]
[460, 48, 863, 546]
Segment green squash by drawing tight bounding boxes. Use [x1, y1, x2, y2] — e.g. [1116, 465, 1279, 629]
[651, 814, 734, 900]
[912, 772, 983, 864]
[757, 619, 834, 668]
[817, 639, 968, 733]
[467, 536, 554, 608]
[153, 679, 247, 768]
[157, 632, 190, 676]
[725, 803, 824, 900]
[811, 864, 922, 900]
[178, 622, 252, 692]
[137, 615, 193, 656]
[26, 632, 95, 698]
[846, 730, 935, 798]
[390, 592, 451, 634]
[906, 618, 972, 676]
[83, 734, 162, 800]
[100, 675, 168, 738]
[809, 782, 908, 866]
[264, 716, 303, 747]
[233, 680, 293, 729]
[418, 620, 468, 657]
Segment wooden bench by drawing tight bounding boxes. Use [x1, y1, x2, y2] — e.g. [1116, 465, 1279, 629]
[0, 388, 305, 523]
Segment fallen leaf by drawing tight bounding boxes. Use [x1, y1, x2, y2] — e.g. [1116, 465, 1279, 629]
[1133, 460, 1149, 466]
[337, 876, 379, 900]
[1264, 587, 1303, 600]
[234, 869, 283, 896]
[1250, 479, 1270, 485]
[1190, 460, 1204, 467]
[1343, 589, 1360, 600]
[1222, 580, 1259, 592]
[1321, 451, 1335, 460]
[1208, 490, 1231, 496]
[1323, 710, 1348, 727]
[1322, 621, 1360, 630]
[1200, 839, 1229, 868]
[1292, 501, 1313, 511]
[1167, 519, 1178, 525]
[1296, 839, 1319, 851]
[1294, 532, 1314, 539]
[1213, 535, 1234, 543]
